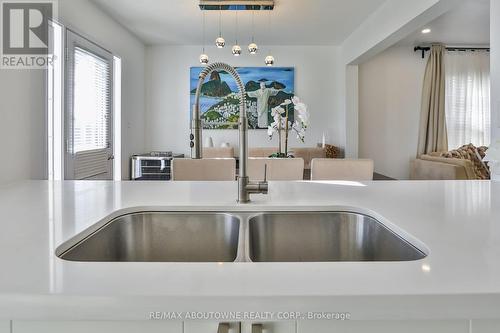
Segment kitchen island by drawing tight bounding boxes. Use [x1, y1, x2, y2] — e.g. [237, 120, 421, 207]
[0, 180, 499, 332]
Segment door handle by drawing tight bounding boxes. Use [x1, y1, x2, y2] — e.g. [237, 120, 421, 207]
[108, 155, 115, 160]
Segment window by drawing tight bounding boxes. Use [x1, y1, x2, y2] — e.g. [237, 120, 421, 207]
[72, 47, 111, 153]
[445, 51, 491, 149]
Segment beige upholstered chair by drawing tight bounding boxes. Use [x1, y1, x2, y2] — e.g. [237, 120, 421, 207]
[203, 147, 235, 158]
[172, 158, 236, 181]
[311, 159, 374, 181]
[248, 158, 304, 181]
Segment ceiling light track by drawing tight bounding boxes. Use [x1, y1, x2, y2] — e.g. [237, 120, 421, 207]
[199, 0, 274, 11]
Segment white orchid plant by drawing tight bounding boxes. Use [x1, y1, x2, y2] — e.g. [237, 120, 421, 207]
[267, 96, 310, 158]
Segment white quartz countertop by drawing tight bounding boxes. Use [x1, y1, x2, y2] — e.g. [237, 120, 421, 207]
[1, 180, 500, 320]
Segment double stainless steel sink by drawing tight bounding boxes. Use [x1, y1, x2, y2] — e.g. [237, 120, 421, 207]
[56, 211, 427, 263]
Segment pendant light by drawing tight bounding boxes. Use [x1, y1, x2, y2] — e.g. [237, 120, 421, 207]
[199, 10, 209, 65]
[232, 10, 241, 56]
[265, 9, 274, 66]
[265, 55, 275, 66]
[215, 5, 225, 48]
[248, 9, 258, 54]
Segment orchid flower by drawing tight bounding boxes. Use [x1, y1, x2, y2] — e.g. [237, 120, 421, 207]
[267, 126, 275, 137]
[271, 106, 285, 116]
[267, 95, 309, 145]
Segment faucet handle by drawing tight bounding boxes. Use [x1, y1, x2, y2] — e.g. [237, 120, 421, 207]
[263, 163, 268, 183]
[189, 133, 195, 148]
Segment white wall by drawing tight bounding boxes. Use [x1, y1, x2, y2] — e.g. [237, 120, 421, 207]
[0, 70, 45, 184]
[145, 45, 340, 157]
[59, 0, 146, 179]
[492, 0, 500, 142]
[358, 45, 427, 179]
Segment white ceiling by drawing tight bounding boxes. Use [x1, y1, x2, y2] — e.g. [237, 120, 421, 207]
[399, 0, 490, 46]
[91, 0, 387, 46]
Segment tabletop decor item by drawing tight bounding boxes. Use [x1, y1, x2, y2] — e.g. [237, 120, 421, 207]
[204, 136, 214, 148]
[267, 96, 309, 158]
[484, 140, 500, 180]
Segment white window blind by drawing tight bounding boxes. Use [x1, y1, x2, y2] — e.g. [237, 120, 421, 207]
[73, 46, 111, 153]
[445, 51, 491, 150]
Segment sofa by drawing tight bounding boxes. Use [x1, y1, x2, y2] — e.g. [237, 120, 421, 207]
[411, 154, 477, 180]
[410, 145, 490, 180]
[249, 147, 327, 170]
[202, 147, 234, 158]
[202, 146, 340, 177]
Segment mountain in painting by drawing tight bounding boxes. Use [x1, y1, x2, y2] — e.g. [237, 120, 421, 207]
[191, 71, 231, 97]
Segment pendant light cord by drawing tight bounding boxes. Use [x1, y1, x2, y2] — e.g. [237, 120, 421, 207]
[251, 9, 255, 43]
[235, 10, 238, 44]
[268, 9, 272, 54]
[202, 10, 206, 52]
[218, 5, 222, 37]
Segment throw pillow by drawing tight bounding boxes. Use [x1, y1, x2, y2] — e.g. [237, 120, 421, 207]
[440, 144, 490, 179]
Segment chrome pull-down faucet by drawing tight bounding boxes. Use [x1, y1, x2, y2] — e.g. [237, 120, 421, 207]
[190, 62, 268, 203]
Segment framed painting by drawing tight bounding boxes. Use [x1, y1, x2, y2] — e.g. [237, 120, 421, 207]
[190, 67, 295, 129]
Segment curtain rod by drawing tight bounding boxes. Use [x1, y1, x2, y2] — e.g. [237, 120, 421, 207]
[414, 46, 490, 59]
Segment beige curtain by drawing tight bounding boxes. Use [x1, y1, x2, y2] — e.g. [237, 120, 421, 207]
[417, 44, 448, 156]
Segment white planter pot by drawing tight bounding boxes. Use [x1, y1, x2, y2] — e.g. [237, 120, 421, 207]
[204, 137, 214, 148]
